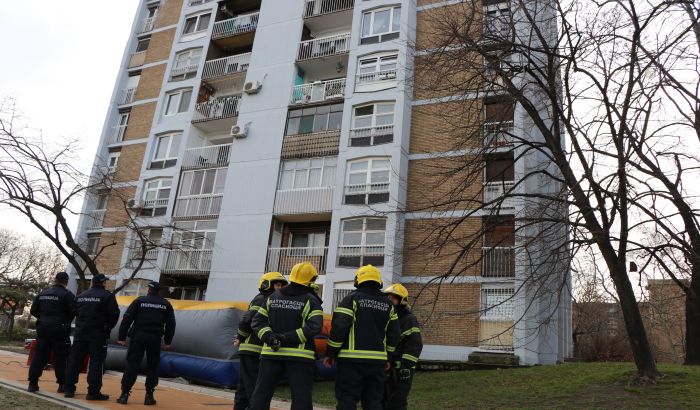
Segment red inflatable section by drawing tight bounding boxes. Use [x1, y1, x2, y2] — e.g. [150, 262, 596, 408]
[313, 315, 332, 358]
[26, 339, 89, 372]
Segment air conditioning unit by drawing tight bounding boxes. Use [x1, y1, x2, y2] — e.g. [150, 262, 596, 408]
[231, 124, 248, 139]
[126, 198, 138, 208]
[244, 81, 262, 94]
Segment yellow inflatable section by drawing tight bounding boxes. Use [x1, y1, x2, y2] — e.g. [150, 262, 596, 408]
[116, 296, 249, 311]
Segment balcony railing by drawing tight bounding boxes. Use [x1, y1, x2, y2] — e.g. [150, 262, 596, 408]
[344, 182, 389, 196]
[297, 33, 351, 61]
[192, 95, 241, 122]
[212, 13, 260, 40]
[483, 181, 515, 209]
[337, 244, 385, 267]
[170, 64, 199, 81]
[304, 0, 354, 18]
[126, 249, 160, 268]
[481, 246, 515, 277]
[356, 68, 398, 84]
[118, 88, 136, 105]
[266, 246, 329, 276]
[182, 144, 232, 169]
[163, 249, 212, 274]
[86, 210, 106, 230]
[139, 16, 156, 33]
[173, 194, 223, 218]
[349, 124, 394, 146]
[189, 0, 215, 5]
[129, 51, 147, 68]
[290, 79, 346, 105]
[142, 198, 169, 209]
[110, 124, 127, 144]
[202, 53, 251, 80]
[274, 186, 334, 215]
[484, 121, 515, 146]
[281, 130, 340, 159]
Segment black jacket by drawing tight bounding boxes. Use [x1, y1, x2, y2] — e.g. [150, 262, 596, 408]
[236, 291, 272, 356]
[73, 285, 120, 341]
[30, 284, 75, 328]
[326, 285, 400, 362]
[118, 294, 176, 344]
[394, 305, 423, 368]
[252, 283, 323, 362]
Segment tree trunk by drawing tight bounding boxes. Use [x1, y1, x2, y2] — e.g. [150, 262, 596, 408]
[7, 307, 16, 341]
[684, 275, 700, 365]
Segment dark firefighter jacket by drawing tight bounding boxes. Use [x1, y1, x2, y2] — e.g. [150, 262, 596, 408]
[251, 283, 323, 362]
[73, 285, 120, 341]
[326, 285, 400, 362]
[236, 291, 271, 355]
[30, 284, 75, 328]
[118, 293, 176, 344]
[394, 304, 423, 368]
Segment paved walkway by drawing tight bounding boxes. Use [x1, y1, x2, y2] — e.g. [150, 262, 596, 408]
[0, 350, 301, 410]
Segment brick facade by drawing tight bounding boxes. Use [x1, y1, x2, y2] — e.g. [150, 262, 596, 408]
[416, 3, 479, 51]
[406, 157, 483, 212]
[114, 144, 147, 182]
[103, 187, 137, 228]
[135, 64, 166, 101]
[124, 102, 157, 140]
[409, 101, 483, 154]
[95, 231, 127, 275]
[145, 28, 176, 64]
[155, 0, 184, 29]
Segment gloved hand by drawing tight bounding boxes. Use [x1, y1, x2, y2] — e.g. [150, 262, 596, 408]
[398, 368, 412, 382]
[265, 333, 284, 352]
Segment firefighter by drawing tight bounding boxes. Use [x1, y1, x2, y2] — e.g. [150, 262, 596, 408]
[382, 284, 422, 410]
[116, 281, 176, 405]
[27, 272, 75, 393]
[323, 265, 400, 410]
[249, 262, 323, 410]
[63, 274, 120, 400]
[233, 272, 288, 410]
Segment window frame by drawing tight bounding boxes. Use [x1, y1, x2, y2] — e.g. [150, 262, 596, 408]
[107, 152, 120, 173]
[349, 102, 395, 146]
[177, 168, 228, 198]
[484, 3, 512, 40]
[361, 6, 401, 44]
[164, 89, 193, 116]
[171, 48, 202, 81]
[357, 52, 398, 83]
[337, 217, 386, 267]
[150, 132, 182, 169]
[135, 37, 151, 53]
[140, 178, 172, 217]
[277, 157, 338, 191]
[481, 287, 515, 320]
[344, 157, 391, 204]
[182, 12, 212, 36]
[285, 104, 344, 136]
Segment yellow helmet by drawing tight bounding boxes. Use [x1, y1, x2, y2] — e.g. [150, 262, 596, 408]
[354, 265, 382, 287]
[289, 262, 318, 287]
[383, 283, 409, 303]
[258, 271, 288, 292]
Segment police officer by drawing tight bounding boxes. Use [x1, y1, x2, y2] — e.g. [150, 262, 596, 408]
[63, 273, 120, 400]
[323, 265, 400, 410]
[382, 284, 423, 410]
[27, 272, 75, 393]
[233, 272, 288, 410]
[116, 281, 176, 405]
[249, 262, 323, 410]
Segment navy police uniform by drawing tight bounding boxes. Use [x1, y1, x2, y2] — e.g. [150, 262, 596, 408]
[384, 304, 422, 410]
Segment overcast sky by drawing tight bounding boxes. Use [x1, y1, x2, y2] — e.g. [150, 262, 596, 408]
[0, 1, 139, 238]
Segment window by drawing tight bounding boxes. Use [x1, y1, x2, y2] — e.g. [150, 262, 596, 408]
[86, 234, 101, 257]
[130, 228, 163, 262]
[285, 104, 343, 136]
[182, 12, 211, 35]
[350, 102, 394, 146]
[278, 157, 337, 190]
[361, 6, 400, 44]
[121, 280, 148, 297]
[485, 153, 514, 183]
[95, 192, 109, 210]
[150, 133, 182, 169]
[345, 158, 390, 204]
[357, 53, 398, 83]
[338, 217, 386, 267]
[107, 152, 120, 173]
[172, 220, 218, 250]
[135, 37, 150, 52]
[481, 287, 514, 319]
[178, 168, 227, 197]
[113, 112, 129, 142]
[289, 232, 327, 256]
[164, 89, 192, 116]
[482, 217, 515, 277]
[484, 4, 511, 40]
[141, 178, 172, 217]
[171, 48, 202, 81]
[484, 99, 515, 145]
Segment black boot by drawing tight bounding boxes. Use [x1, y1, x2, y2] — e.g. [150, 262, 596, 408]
[117, 391, 130, 404]
[86, 392, 110, 401]
[144, 389, 156, 406]
[27, 381, 39, 393]
[57, 384, 64, 393]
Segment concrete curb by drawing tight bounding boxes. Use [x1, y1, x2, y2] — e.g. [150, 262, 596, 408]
[0, 379, 103, 410]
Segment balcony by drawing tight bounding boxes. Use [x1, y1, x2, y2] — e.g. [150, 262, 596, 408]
[356, 68, 398, 85]
[337, 245, 385, 267]
[138, 199, 169, 217]
[173, 194, 224, 219]
[129, 51, 147, 68]
[211, 13, 259, 49]
[192, 95, 241, 134]
[349, 124, 394, 147]
[481, 246, 515, 277]
[483, 181, 515, 209]
[110, 124, 127, 144]
[162, 249, 212, 275]
[85, 210, 106, 231]
[281, 130, 340, 159]
[274, 186, 334, 215]
[182, 144, 232, 170]
[189, 0, 215, 5]
[202, 53, 251, 80]
[303, 0, 354, 32]
[266, 246, 329, 276]
[138, 16, 156, 34]
[290, 79, 346, 105]
[484, 121, 515, 147]
[344, 182, 390, 205]
[304, 0, 353, 18]
[170, 64, 199, 81]
[297, 33, 351, 61]
[117, 88, 136, 106]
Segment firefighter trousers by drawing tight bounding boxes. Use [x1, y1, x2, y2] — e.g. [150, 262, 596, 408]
[249, 359, 315, 410]
[121, 333, 162, 392]
[383, 368, 414, 410]
[27, 325, 71, 385]
[335, 360, 386, 410]
[64, 338, 108, 395]
[233, 354, 260, 409]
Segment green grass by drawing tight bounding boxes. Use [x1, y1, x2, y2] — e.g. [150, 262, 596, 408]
[275, 362, 700, 409]
[0, 386, 67, 409]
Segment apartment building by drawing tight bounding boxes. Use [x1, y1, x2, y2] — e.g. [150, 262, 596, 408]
[73, 0, 571, 365]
